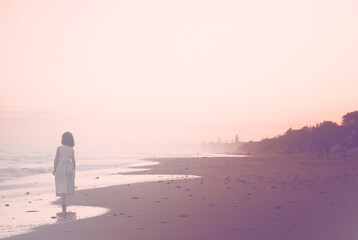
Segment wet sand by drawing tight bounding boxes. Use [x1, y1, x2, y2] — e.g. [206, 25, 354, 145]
[0, 162, 198, 239]
[3, 156, 358, 240]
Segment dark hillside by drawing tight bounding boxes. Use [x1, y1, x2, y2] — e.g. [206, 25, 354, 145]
[238, 111, 358, 156]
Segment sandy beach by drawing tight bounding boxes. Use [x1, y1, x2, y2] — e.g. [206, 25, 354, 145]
[3, 156, 358, 240]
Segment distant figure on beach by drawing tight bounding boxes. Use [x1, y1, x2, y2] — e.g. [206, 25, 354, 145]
[53, 132, 76, 213]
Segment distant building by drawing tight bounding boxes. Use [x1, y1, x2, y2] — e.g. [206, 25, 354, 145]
[205, 134, 244, 154]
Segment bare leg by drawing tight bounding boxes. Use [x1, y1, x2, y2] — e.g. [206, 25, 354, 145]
[61, 194, 67, 213]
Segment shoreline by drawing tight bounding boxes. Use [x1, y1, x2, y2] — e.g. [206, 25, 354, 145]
[4, 156, 358, 240]
[0, 158, 198, 239]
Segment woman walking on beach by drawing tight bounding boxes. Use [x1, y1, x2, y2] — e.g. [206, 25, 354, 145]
[53, 132, 76, 213]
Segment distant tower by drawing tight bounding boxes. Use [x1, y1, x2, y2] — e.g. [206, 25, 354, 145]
[235, 134, 239, 144]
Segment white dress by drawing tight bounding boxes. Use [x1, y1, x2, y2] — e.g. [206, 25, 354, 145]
[55, 145, 75, 196]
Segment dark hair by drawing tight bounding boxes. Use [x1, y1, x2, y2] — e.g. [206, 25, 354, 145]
[61, 132, 75, 148]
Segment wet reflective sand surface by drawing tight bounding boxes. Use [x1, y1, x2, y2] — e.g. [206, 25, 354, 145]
[0, 164, 199, 239]
[0, 199, 108, 239]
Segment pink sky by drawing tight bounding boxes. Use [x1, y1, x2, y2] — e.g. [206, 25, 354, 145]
[1, 0, 358, 152]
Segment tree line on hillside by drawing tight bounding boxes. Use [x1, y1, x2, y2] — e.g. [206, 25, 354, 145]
[238, 111, 358, 156]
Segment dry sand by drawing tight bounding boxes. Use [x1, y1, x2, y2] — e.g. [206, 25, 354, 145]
[4, 156, 358, 240]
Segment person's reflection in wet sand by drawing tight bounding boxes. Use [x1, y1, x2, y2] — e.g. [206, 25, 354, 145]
[56, 211, 77, 223]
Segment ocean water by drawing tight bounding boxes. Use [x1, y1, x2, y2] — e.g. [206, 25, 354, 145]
[0, 150, 238, 184]
[0, 150, 203, 238]
[0, 151, 155, 183]
[0, 150, 241, 238]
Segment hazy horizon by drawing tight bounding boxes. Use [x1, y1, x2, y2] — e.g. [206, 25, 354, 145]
[1, 0, 358, 152]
